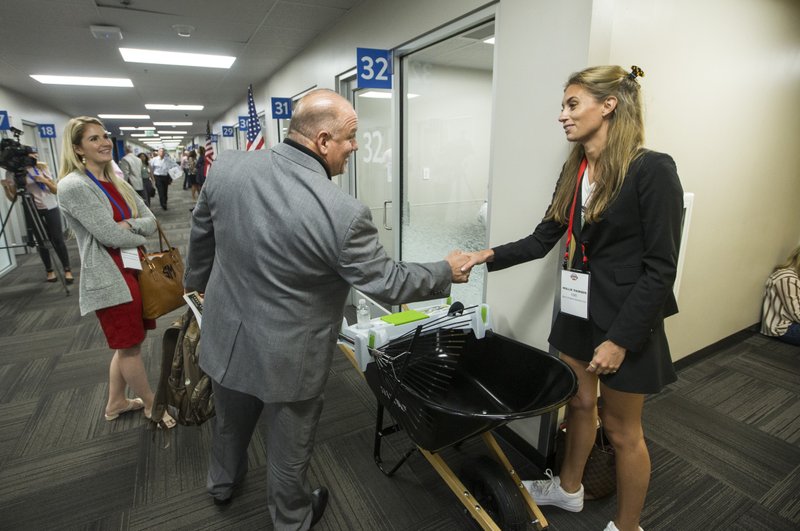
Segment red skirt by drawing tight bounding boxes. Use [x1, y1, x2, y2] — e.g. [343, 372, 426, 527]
[95, 248, 156, 349]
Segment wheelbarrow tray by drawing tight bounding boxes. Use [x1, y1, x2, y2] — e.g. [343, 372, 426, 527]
[364, 329, 577, 453]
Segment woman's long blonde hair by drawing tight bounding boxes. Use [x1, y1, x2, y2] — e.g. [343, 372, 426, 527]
[775, 246, 800, 276]
[58, 116, 139, 217]
[546, 65, 645, 224]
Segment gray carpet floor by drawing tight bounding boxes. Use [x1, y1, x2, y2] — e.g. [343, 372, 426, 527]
[1, 185, 798, 530]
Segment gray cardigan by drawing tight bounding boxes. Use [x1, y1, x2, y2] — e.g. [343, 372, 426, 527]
[58, 170, 157, 315]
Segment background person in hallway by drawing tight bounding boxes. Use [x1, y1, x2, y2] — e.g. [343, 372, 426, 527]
[118, 147, 146, 203]
[195, 145, 207, 193]
[760, 245, 800, 346]
[461, 66, 683, 531]
[185, 150, 199, 201]
[57, 116, 175, 428]
[2, 146, 74, 284]
[149, 147, 176, 210]
[136, 152, 154, 207]
[184, 89, 470, 529]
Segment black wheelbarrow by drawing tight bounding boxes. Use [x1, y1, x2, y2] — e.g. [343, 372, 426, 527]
[339, 308, 578, 530]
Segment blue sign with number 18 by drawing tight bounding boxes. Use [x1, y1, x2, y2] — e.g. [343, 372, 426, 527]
[38, 124, 56, 138]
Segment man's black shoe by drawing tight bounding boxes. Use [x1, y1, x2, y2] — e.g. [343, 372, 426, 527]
[310, 486, 328, 527]
[213, 496, 232, 506]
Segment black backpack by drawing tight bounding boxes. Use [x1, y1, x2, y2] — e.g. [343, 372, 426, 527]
[150, 308, 215, 428]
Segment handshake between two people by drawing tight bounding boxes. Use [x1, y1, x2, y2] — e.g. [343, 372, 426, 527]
[444, 248, 496, 283]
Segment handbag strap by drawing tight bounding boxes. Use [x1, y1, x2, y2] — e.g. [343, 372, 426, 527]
[140, 222, 174, 266]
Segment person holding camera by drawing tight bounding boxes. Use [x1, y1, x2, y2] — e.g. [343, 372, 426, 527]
[56, 116, 175, 428]
[2, 146, 73, 284]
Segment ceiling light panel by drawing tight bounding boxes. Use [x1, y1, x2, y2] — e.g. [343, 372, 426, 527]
[145, 104, 204, 111]
[153, 122, 193, 126]
[120, 48, 236, 69]
[98, 114, 150, 119]
[31, 75, 133, 87]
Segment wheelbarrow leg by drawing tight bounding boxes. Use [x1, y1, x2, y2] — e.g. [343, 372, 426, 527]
[481, 432, 549, 530]
[419, 448, 502, 531]
[373, 403, 418, 476]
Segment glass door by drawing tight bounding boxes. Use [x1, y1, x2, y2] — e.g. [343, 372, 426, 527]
[400, 21, 495, 307]
[341, 75, 396, 314]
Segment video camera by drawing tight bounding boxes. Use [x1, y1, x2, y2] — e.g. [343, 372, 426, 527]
[0, 128, 36, 188]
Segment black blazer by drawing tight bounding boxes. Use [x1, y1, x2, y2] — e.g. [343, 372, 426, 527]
[490, 150, 683, 352]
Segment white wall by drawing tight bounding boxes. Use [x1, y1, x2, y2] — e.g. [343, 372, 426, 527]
[207, 0, 800, 361]
[0, 86, 72, 260]
[591, 0, 800, 359]
[486, 0, 594, 351]
[212, 0, 488, 144]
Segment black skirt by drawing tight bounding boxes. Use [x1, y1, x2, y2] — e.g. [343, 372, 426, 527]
[548, 312, 677, 394]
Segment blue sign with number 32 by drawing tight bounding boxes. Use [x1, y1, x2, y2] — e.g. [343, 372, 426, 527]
[357, 48, 392, 89]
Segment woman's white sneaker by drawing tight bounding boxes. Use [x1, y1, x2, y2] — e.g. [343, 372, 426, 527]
[604, 521, 644, 531]
[522, 469, 584, 512]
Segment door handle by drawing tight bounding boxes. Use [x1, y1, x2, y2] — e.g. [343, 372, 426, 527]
[383, 200, 392, 230]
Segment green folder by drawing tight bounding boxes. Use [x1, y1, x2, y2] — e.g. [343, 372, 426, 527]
[380, 309, 429, 326]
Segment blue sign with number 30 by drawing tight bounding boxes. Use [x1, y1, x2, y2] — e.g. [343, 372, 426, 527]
[357, 48, 392, 89]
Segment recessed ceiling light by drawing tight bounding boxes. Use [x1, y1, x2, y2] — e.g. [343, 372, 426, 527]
[145, 104, 204, 111]
[98, 114, 150, 119]
[359, 91, 392, 99]
[153, 122, 193, 126]
[157, 130, 187, 135]
[120, 48, 236, 69]
[119, 126, 156, 130]
[483, 37, 495, 45]
[171, 24, 195, 38]
[31, 75, 133, 87]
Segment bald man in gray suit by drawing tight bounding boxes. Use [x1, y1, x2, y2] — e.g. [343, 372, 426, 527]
[185, 89, 469, 529]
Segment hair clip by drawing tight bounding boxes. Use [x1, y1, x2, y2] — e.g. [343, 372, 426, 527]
[628, 65, 644, 80]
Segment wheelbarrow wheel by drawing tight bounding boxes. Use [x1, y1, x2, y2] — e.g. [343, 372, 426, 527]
[460, 455, 530, 531]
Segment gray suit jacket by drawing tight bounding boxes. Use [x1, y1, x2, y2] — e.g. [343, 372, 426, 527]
[184, 143, 451, 402]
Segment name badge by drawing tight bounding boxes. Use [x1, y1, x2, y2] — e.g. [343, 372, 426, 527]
[121, 248, 142, 270]
[560, 269, 590, 320]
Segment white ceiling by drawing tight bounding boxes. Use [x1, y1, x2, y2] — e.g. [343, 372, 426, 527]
[0, 0, 363, 140]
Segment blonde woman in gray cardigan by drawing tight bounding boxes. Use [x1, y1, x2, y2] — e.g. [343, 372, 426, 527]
[58, 116, 175, 427]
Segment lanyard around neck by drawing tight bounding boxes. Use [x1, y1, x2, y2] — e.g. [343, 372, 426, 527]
[85, 170, 131, 220]
[563, 157, 588, 270]
[28, 167, 47, 191]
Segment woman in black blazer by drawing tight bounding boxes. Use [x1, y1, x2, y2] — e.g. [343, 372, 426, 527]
[463, 65, 683, 531]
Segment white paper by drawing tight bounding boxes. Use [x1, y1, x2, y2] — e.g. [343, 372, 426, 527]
[560, 269, 590, 320]
[183, 291, 204, 328]
[121, 248, 142, 270]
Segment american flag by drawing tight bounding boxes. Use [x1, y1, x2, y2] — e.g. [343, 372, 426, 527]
[246, 84, 265, 151]
[204, 121, 214, 174]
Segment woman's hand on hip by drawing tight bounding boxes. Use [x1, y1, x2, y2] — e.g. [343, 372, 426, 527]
[587, 340, 626, 375]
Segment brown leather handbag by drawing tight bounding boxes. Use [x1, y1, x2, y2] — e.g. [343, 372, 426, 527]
[139, 223, 186, 319]
[554, 419, 616, 500]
